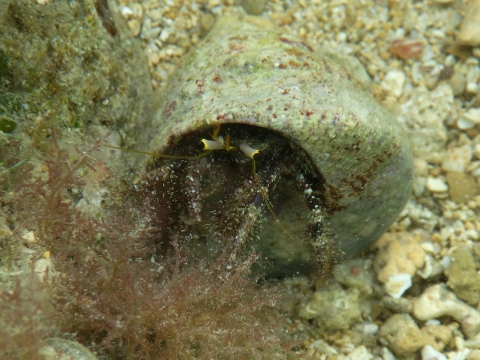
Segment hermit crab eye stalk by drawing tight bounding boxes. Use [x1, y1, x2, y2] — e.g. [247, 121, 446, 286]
[200, 138, 224, 150]
[239, 142, 260, 159]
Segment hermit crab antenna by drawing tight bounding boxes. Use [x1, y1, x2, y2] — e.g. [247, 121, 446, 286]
[102, 144, 212, 160]
[200, 138, 225, 150]
[202, 125, 235, 151]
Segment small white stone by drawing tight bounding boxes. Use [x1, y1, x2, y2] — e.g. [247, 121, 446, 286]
[421, 345, 447, 360]
[417, 255, 433, 279]
[363, 323, 379, 335]
[463, 108, 480, 124]
[457, 0, 480, 46]
[21, 230, 36, 243]
[127, 19, 142, 37]
[146, 27, 162, 39]
[121, 6, 134, 19]
[457, 117, 476, 130]
[159, 29, 171, 42]
[149, 52, 160, 66]
[382, 347, 396, 360]
[414, 158, 429, 177]
[385, 273, 412, 299]
[382, 68, 406, 98]
[165, 45, 184, 57]
[474, 144, 480, 160]
[130, 4, 143, 18]
[421, 242, 435, 253]
[426, 176, 448, 193]
[441, 145, 472, 173]
[346, 346, 373, 360]
[34, 258, 55, 283]
[441, 256, 451, 269]
[414, 284, 480, 338]
[413, 176, 427, 197]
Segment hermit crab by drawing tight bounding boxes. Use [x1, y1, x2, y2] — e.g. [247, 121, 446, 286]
[128, 17, 413, 279]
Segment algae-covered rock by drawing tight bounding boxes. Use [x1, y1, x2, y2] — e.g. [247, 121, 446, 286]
[298, 286, 362, 331]
[378, 314, 425, 356]
[446, 246, 480, 306]
[0, 0, 153, 155]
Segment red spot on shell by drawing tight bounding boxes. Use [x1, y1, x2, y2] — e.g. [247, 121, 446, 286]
[350, 265, 361, 276]
[389, 39, 423, 60]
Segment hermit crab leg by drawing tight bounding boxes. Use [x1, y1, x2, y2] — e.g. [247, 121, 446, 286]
[241, 143, 299, 243]
[184, 135, 228, 222]
[184, 160, 205, 223]
[293, 171, 335, 282]
[218, 144, 283, 263]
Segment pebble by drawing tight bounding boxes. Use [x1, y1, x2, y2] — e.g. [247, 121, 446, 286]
[442, 145, 472, 173]
[474, 144, 480, 160]
[21, 230, 36, 243]
[381, 296, 414, 314]
[413, 284, 480, 339]
[384, 273, 412, 299]
[121, 6, 134, 18]
[333, 258, 376, 296]
[298, 287, 362, 331]
[426, 176, 449, 193]
[382, 347, 396, 360]
[127, 19, 141, 37]
[381, 68, 406, 98]
[457, 0, 480, 46]
[39, 338, 97, 360]
[462, 108, 480, 126]
[34, 257, 55, 283]
[389, 38, 423, 60]
[374, 232, 426, 283]
[467, 65, 480, 94]
[199, 13, 215, 36]
[421, 325, 452, 351]
[445, 246, 480, 306]
[240, 0, 268, 15]
[446, 171, 478, 203]
[449, 72, 467, 96]
[422, 345, 447, 360]
[378, 314, 425, 355]
[343, 346, 373, 360]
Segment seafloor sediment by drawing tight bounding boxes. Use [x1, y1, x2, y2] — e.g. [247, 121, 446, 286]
[113, 1, 480, 357]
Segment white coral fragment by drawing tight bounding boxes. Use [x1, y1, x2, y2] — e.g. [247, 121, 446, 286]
[414, 284, 480, 339]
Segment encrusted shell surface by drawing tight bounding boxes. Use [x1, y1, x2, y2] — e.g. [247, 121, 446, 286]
[147, 17, 413, 258]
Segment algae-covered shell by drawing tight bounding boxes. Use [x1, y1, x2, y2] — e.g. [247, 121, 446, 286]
[147, 17, 413, 258]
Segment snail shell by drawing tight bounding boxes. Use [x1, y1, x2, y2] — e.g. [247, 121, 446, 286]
[146, 17, 412, 262]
